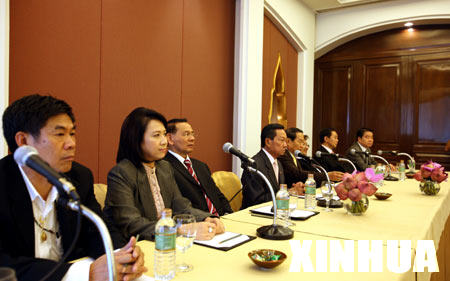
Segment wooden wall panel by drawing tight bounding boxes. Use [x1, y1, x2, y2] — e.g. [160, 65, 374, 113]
[9, 0, 101, 178]
[262, 16, 298, 130]
[99, 1, 184, 182]
[363, 63, 401, 145]
[315, 25, 450, 169]
[179, 0, 235, 172]
[10, 0, 235, 182]
[315, 65, 352, 154]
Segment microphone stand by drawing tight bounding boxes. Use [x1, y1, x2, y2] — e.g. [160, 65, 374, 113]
[60, 198, 117, 281]
[242, 162, 293, 240]
[338, 157, 357, 173]
[295, 154, 322, 173]
[397, 152, 416, 177]
[370, 155, 398, 181]
[311, 164, 333, 193]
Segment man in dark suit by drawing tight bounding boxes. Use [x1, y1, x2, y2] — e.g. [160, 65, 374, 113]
[0, 95, 146, 281]
[164, 118, 232, 216]
[279, 128, 344, 187]
[345, 128, 377, 171]
[240, 124, 304, 209]
[314, 128, 352, 173]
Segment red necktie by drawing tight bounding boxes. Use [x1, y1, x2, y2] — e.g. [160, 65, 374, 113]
[184, 159, 218, 216]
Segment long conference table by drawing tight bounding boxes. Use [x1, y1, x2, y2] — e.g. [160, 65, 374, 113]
[138, 178, 450, 281]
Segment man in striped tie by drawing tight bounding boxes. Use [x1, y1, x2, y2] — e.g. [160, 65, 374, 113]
[164, 118, 233, 216]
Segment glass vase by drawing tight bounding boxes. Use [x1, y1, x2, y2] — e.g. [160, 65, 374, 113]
[419, 180, 440, 195]
[344, 195, 369, 216]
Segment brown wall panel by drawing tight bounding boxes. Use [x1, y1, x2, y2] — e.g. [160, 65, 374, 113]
[99, 1, 184, 182]
[415, 60, 450, 143]
[9, 0, 101, 178]
[315, 25, 450, 169]
[179, 0, 235, 172]
[10, 0, 235, 183]
[364, 63, 401, 144]
[262, 16, 298, 129]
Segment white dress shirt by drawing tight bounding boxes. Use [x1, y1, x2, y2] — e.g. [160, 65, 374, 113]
[18, 165, 92, 281]
[262, 148, 279, 183]
[321, 144, 334, 154]
[358, 142, 368, 152]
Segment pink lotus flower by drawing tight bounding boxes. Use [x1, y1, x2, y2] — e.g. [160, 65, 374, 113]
[430, 167, 448, 183]
[413, 171, 423, 181]
[414, 161, 448, 184]
[334, 168, 380, 202]
[357, 181, 378, 196]
[335, 183, 348, 200]
[342, 173, 357, 190]
[364, 168, 383, 183]
[348, 188, 362, 201]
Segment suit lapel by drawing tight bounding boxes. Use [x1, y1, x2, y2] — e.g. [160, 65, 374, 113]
[6, 158, 35, 254]
[166, 153, 200, 187]
[259, 151, 279, 191]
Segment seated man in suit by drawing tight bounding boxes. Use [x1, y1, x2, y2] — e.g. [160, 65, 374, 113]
[279, 128, 344, 187]
[164, 118, 233, 216]
[314, 128, 352, 173]
[345, 128, 377, 171]
[0, 95, 146, 281]
[240, 124, 304, 209]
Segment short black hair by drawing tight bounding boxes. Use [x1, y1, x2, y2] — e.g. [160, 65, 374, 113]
[116, 107, 167, 167]
[167, 118, 188, 134]
[356, 127, 373, 139]
[319, 128, 336, 144]
[2, 94, 75, 153]
[304, 135, 309, 141]
[285, 127, 303, 141]
[261, 123, 285, 148]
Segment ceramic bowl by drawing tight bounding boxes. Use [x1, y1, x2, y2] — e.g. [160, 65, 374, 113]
[374, 192, 392, 200]
[248, 249, 287, 269]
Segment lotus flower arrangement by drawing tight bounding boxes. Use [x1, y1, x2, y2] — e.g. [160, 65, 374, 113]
[335, 168, 383, 215]
[413, 161, 448, 195]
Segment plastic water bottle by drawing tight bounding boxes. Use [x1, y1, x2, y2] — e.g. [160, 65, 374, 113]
[399, 160, 406, 181]
[375, 163, 384, 187]
[305, 174, 316, 210]
[275, 184, 290, 226]
[154, 208, 176, 281]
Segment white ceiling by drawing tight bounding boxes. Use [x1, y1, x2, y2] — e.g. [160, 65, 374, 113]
[301, 0, 396, 13]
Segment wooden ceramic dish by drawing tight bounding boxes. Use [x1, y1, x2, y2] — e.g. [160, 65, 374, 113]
[374, 192, 392, 200]
[248, 249, 287, 269]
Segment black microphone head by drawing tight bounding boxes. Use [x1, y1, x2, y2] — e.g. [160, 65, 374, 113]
[350, 148, 356, 155]
[377, 150, 383, 155]
[294, 150, 301, 158]
[14, 145, 38, 166]
[223, 142, 233, 153]
[315, 151, 322, 158]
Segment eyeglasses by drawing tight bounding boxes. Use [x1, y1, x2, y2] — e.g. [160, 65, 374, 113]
[181, 131, 196, 138]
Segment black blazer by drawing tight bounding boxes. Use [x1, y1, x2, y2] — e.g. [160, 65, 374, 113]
[240, 150, 285, 209]
[0, 154, 117, 281]
[278, 151, 327, 187]
[164, 153, 232, 216]
[313, 145, 349, 173]
[345, 142, 377, 171]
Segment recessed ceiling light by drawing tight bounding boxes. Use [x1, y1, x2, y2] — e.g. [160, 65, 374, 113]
[404, 22, 413, 27]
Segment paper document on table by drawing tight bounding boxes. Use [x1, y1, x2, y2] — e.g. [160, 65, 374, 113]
[296, 194, 339, 201]
[250, 205, 318, 220]
[194, 231, 255, 251]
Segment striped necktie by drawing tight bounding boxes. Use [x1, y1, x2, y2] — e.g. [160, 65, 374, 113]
[184, 159, 218, 216]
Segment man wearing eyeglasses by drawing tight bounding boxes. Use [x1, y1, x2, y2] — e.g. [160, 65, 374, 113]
[164, 119, 233, 217]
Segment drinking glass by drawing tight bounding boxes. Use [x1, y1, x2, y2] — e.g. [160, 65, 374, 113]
[321, 182, 333, 212]
[0, 267, 16, 281]
[407, 159, 415, 172]
[173, 214, 197, 272]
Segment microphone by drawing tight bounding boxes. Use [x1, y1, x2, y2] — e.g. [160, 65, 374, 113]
[315, 151, 339, 158]
[377, 150, 398, 156]
[14, 145, 80, 201]
[294, 150, 307, 159]
[222, 142, 255, 165]
[350, 148, 369, 156]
